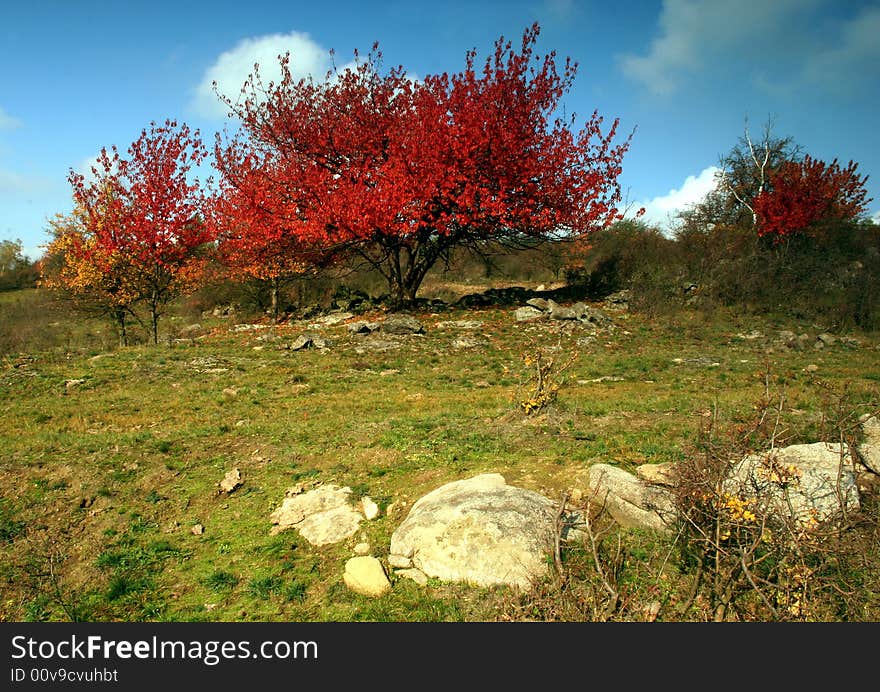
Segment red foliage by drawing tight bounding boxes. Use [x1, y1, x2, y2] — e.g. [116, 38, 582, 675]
[68, 120, 213, 342]
[69, 119, 212, 270]
[214, 23, 633, 303]
[754, 155, 871, 240]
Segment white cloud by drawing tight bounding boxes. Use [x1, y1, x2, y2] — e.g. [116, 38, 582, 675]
[639, 166, 719, 229]
[0, 106, 22, 130]
[619, 0, 820, 96]
[191, 31, 340, 119]
[871, 210, 880, 225]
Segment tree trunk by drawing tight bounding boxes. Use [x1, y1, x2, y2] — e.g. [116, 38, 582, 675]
[270, 277, 279, 324]
[150, 292, 159, 345]
[115, 308, 128, 347]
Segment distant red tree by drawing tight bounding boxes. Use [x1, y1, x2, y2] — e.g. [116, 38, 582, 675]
[754, 155, 871, 240]
[69, 120, 213, 343]
[214, 23, 634, 306]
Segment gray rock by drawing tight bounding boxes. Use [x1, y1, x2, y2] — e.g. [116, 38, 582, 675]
[316, 312, 354, 326]
[635, 462, 677, 487]
[817, 333, 837, 347]
[435, 320, 484, 330]
[395, 568, 429, 586]
[382, 314, 425, 334]
[724, 442, 860, 526]
[515, 306, 545, 322]
[343, 556, 391, 597]
[361, 496, 380, 520]
[586, 464, 677, 533]
[389, 474, 561, 590]
[547, 299, 579, 320]
[218, 468, 242, 494]
[388, 554, 413, 569]
[269, 484, 364, 545]
[290, 333, 329, 351]
[452, 335, 486, 349]
[348, 321, 382, 334]
[526, 298, 549, 311]
[858, 414, 880, 474]
[353, 542, 371, 556]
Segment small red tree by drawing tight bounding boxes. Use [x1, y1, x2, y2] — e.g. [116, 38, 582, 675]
[214, 23, 634, 306]
[753, 156, 871, 241]
[69, 120, 213, 343]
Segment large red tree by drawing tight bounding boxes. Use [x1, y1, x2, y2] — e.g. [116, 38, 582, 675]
[214, 23, 634, 306]
[69, 120, 213, 343]
[753, 155, 871, 240]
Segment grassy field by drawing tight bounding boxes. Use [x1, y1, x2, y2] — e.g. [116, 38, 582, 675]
[1, 284, 878, 622]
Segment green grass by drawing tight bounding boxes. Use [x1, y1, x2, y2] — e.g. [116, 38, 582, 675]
[1, 286, 878, 622]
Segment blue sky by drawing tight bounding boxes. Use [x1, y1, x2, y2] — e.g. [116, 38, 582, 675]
[2, 0, 879, 259]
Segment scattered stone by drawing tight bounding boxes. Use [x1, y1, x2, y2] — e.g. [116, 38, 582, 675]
[452, 335, 486, 349]
[315, 312, 354, 326]
[388, 554, 413, 569]
[353, 338, 400, 354]
[584, 375, 624, 384]
[526, 298, 549, 311]
[191, 523, 205, 535]
[736, 330, 764, 340]
[805, 364, 819, 373]
[817, 333, 836, 347]
[64, 378, 86, 390]
[361, 496, 380, 521]
[222, 387, 238, 398]
[354, 542, 371, 556]
[382, 314, 425, 335]
[435, 320, 484, 330]
[515, 306, 544, 322]
[395, 568, 429, 586]
[218, 468, 242, 494]
[380, 369, 399, 377]
[347, 321, 382, 334]
[343, 556, 391, 597]
[269, 484, 364, 545]
[290, 333, 329, 351]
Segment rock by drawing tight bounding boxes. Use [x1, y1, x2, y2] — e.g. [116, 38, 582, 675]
[805, 364, 819, 373]
[296, 505, 364, 546]
[269, 484, 364, 545]
[382, 314, 425, 334]
[354, 542, 371, 556]
[191, 523, 205, 535]
[546, 299, 579, 320]
[817, 333, 836, 347]
[388, 554, 413, 569]
[395, 568, 429, 586]
[515, 306, 545, 322]
[389, 473, 569, 590]
[724, 442, 859, 527]
[586, 464, 677, 533]
[347, 321, 382, 334]
[343, 556, 391, 597]
[526, 298, 549, 311]
[64, 378, 86, 390]
[218, 468, 243, 494]
[315, 312, 354, 326]
[435, 320, 484, 330]
[858, 414, 880, 474]
[361, 496, 380, 520]
[290, 333, 329, 351]
[635, 462, 677, 487]
[452, 335, 486, 349]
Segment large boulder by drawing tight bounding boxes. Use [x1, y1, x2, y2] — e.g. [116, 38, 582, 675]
[723, 442, 860, 526]
[382, 314, 425, 335]
[858, 414, 880, 474]
[389, 474, 565, 590]
[586, 464, 677, 533]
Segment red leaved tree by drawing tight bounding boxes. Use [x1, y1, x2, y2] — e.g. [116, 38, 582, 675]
[69, 120, 213, 343]
[753, 155, 871, 241]
[214, 23, 634, 307]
